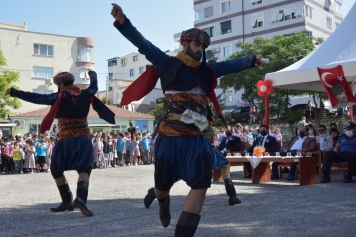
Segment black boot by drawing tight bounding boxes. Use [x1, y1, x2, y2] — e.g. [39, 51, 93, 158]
[175, 211, 201, 237]
[158, 196, 171, 228]
[50, 184, 74, 212]
[224, 178, 241, 206]
[73, 181, 94, 217]
[144, 187, 156, 209]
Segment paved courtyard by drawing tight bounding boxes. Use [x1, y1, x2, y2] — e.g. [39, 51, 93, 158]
[1, 165, 356, 237]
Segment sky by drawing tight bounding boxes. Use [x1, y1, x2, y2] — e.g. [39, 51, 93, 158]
[1, 0, 355, 90]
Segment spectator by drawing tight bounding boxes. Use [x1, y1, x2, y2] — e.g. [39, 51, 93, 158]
[217, 130, 241, 156]
[124, 132, 131, 166]
[243, 125, 278, 178]
[116, 133, 125, 166]
[130, 131, 140, 166]
[24, 140, 36, 174]
[330, 128, 340, 148]
[273, 127, 283, 147]
[93, 135, 104, 169]
[271, 126, 317, 180]
[250, 106, 258, 123]
[316, 125, 334, 151]
[1, 138, 13, 174]
[12, 142, 23, 174]
[34, 134, 47, 173]
[103, 136, 110, 168]
[321, 122, 356, 183]
[141, 132, 150, 164]
[307, 124, 316, 137]
[306, 100, 312, 118]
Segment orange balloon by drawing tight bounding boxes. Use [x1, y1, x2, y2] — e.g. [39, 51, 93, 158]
[267, 87, 275, 94]
[257, 80, 265, 88]
[258, 90, 265, 96]
[264, 80, 272, 88]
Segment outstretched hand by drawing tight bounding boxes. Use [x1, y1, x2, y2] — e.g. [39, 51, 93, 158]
[255, 54, 263, 65]
[5, 88, 11, 95]
[111, 3, 125, 24]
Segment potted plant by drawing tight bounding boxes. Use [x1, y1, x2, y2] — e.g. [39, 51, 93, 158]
[253, 146, 265, 157]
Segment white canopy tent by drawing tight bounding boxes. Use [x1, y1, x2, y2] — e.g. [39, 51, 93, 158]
[265, 2, 356, 92]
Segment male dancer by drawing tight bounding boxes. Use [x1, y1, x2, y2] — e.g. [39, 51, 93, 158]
[6, 70, 115, 216]
[111, 3, 261, 236]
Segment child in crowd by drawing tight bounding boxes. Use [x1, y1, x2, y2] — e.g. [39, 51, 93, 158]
[130, 131, 140, 166]
[12, 142, 23, 174]
[110, 132, 117, 167]
[35, 134, 47, 173]
[24, 140, 36, 174]
[149, 136, 156, 165]
[124, 132, 131, 166]
[1, 138, 13, 174]
[103, 136, 110, 169]
[141, 132, 150, 165]
[116, 133, 125, 166]
[93, 135, 104, 168]
[45, 137, 54, 172]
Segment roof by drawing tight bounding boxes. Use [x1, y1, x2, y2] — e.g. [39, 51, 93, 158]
[10, 105, 154, 120]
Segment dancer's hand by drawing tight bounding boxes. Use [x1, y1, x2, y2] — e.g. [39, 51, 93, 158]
[255, 54, 263, 65]
[111, 3, 125, 24]
[5, 88, 11, 95]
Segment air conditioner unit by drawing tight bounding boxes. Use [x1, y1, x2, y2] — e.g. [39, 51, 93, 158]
[214, 48, 220, 53]
[12, 119, 26, 127]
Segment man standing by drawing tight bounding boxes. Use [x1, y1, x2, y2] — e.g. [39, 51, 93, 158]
[271, 126, 317, 180]
[243, 125, 277, 178]
[110, 3, 262, 236]
[6, 71, 115, 216]
[321, 122, 356, 183]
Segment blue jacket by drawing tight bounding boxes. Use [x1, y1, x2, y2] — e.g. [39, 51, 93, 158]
[218, 136, 241, 152]
[103, 141, 109, 154]
[247, 135, 278, 153]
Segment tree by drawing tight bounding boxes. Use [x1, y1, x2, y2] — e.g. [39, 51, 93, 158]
[0, 50, 21, 119]
[100, 97, 113, 105]
[153, 103, 164, 125]
[219, 33, 324, 121]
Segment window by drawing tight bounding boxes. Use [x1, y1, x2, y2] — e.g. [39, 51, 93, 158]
[226, 91, 233, 102]
[305, 5, 312, 19]
[34, 44, 53, 56]
[29, 124, 41, 133]
[335, 22, 340, 28]
[77, 45, 93, 62]
[251, 14, 263, 28]
[108, 59, 117, 67]
[335, 1, 342, 13]
[221, 1, 231, 13]
[111, 125, 127, 133]
[205, 50, 214, 59]
[195, 6, 213, 20]
[222, 45, 232, 58]
[109, 72, 113, 80]
[204, 27, 214, 37]
[220, 20, 232, 35]
[79, 69, 89, 80]
[130, 69, 134, 77]
[91, 127, 104, 133]
[251, 0, 262, 5]
[121, 58, 127, 67]
[139, 67, 144, 74]
[133, 55, 138, 62]
[32, 66, 53, 78]
[326, 17, 332, 29]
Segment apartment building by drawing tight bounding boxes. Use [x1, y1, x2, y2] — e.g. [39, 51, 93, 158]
[107, 51, 175, 113]
[0, 22, 95, 113]
[190, 0, 343, 111]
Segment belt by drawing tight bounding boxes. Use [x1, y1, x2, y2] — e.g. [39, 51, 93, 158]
[57, 118, 91, 139]
[155, 97, 207, 132]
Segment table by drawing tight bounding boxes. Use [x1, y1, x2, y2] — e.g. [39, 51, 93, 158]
[212, 156, 317, 186]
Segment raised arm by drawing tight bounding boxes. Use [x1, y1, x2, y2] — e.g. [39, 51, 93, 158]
[84, 71, 98, 96]
[7, 88, 58, 106]
[111, 3, 169, 75]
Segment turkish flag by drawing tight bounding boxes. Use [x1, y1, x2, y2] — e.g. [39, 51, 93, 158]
[317, 65, 356, 108]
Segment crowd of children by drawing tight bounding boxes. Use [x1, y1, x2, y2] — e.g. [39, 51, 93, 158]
[0, 126, 156, 175]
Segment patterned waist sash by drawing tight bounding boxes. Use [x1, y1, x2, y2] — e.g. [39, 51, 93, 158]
[58, 118, 90, 139]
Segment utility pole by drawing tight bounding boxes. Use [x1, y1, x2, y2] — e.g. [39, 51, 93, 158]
[106, 76, 109, 105]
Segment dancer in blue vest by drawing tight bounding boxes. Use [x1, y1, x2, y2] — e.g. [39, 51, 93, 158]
[111, 3, 262, 236]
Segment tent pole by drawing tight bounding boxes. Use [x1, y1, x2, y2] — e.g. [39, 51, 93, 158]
[265, 95, 269, 127]
[350, 106, 354, 122]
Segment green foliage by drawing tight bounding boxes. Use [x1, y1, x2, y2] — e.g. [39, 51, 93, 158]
[285, 109, 305, 127]
[0, 51, 21, 119]
[219, 33, 324, 123]
[153, 103, 164, 125]
[100, 96, 113, 105]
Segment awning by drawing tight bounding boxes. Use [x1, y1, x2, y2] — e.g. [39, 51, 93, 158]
[0, 123, 17, 127]
[88, 124, 113, 127]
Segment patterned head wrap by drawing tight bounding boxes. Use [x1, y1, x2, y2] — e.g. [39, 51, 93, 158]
[180, 28, 210, 48]
[53, 72, 75, 86]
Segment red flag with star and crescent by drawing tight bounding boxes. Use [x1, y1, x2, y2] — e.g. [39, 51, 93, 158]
[317, 65, 356, 108]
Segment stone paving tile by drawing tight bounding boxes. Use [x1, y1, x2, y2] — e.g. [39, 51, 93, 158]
[0, 166, 355, 237]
